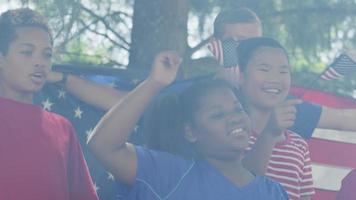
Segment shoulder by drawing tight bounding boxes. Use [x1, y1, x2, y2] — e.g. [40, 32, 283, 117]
[41, 110, 77, 139]
[135, 146, 196, 171]
[119, 146, 197, 198]
[43, 110, 74, 128]
[286, 130, 309, 145]
[285, 130, 310, 154]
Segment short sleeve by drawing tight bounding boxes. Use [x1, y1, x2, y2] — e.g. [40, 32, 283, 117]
[300, 147, 315, 197]
[290, 99, 322, 139]
[66, 121, 99, 200]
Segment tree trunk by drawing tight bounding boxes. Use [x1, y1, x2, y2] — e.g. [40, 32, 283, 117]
[128, 0, 188, 70]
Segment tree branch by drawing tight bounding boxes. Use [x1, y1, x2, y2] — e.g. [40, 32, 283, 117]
[264, 5, 356, 18]
[186, 36, 212, 57]
[80, 4, 130, 46]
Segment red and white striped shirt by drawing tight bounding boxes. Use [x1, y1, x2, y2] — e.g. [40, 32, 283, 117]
[248, 130, 315, 200]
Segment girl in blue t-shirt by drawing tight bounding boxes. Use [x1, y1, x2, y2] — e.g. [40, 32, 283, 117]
[88, 51, 288, 200]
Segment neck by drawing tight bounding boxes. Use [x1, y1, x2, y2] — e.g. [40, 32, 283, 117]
[206, 154, 254, 186]
[247, 105, 271, 134]
[0, 85, 33, 104]
[208, 156, 244, 172]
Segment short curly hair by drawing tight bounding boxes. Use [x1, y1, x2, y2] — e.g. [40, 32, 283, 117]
[0, 8, 53, 55]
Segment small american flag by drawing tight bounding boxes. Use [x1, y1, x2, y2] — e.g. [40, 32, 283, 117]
[207, 37, 239, 68]
[207, 37, 224, 65]
[321, 53, 356, 80]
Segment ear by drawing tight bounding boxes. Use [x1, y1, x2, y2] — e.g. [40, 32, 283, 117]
[184, 125, 198, 143]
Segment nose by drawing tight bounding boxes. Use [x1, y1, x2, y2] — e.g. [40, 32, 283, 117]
[265, 69, 282, 83]
[33, 56, 50, 70]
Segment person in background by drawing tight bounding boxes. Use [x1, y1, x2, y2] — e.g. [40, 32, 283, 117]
[211, 7, 356, 139]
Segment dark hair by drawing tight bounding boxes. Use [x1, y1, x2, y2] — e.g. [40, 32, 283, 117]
[143, 93, 187, 155]
[236, 37, 289, 73]
[144, 78, 239, 157]
[0, 8, 53, 55]
[213, 7, 260, 39]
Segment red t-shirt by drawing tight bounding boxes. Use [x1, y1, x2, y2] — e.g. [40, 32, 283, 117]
[0, 97, 98, 200]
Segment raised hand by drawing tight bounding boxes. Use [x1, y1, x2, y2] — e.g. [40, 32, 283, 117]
[148, 51, 182, 88]
[265, 99, 303, 136]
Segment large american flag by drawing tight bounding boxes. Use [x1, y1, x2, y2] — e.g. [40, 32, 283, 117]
[34, 76, 143, 200]
[290, 86, 356, 200]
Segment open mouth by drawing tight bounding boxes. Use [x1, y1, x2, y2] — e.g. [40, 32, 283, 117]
[262, 88, 281, 94]
[229, 128, 248, 138]
[31, 72, 46, 83]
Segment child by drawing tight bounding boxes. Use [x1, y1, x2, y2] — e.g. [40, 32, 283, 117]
[236, 37, 314, 200]
[88, 51, 288, 199]
[0, 8, 98, 200]
[211, 7, 356, 139]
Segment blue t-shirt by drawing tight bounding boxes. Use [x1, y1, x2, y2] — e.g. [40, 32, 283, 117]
[290, 98, 322, 139]
[116, 146, 288, 200]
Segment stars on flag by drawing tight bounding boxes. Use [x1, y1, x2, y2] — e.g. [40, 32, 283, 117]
[130, 78, 141, 86]
[107, 172, 115, 181]
[58, 88, 67, 99]
[93, 182, 100, 193]
[74, 106, 84, 119]
[42, 98, 54, 111]
[86, 128, 94, 142]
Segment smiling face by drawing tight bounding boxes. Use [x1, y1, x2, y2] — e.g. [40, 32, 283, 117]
[187, 87, 251, 161]
[0, 27, 53, 102]
[239, 47, 291, 110]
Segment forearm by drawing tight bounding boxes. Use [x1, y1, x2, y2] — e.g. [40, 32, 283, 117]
[65, 74, 127, 110]
[318, 107, 356, 131]
[243, 133, 277, 175]
[88, 79, 162, 157]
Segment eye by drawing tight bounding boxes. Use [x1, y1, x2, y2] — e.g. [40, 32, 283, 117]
[43, 52, 53, 60]
[20, 50, 33, 56]
[210, 111, 226, 120]
[258, 68, 268, 72]
[256, 64, 269, 72]
[280, 67, 290, 74]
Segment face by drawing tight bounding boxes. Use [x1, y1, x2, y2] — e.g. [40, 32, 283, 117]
[0, 27, 53, 101]
[187, 87, 251, 161]
[239, 47, 291, 110]
[222, 22, 262, 41]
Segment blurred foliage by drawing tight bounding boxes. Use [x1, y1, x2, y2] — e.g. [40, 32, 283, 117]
[5, 0, 356, 96]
